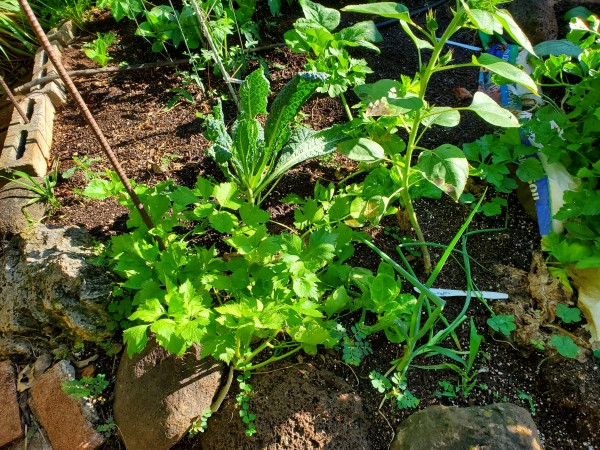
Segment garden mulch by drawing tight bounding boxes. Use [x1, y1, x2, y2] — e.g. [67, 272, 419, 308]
[18, 1, 600, 448]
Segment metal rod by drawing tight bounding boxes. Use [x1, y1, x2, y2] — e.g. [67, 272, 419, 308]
[0, 76, 29, 124]
[17, 0, 164, 250]
[14, 58, 190, 95]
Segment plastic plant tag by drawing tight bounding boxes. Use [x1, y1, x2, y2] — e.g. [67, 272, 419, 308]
[413, 287, 508, 300]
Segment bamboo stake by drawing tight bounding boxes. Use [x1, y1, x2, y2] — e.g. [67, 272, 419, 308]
[0, 76, 29, 123]
[17, 0, 164, 250]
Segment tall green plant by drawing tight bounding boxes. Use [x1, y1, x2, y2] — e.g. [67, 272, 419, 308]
[205, 68, 348, 205]
[338, 1, 537, 272]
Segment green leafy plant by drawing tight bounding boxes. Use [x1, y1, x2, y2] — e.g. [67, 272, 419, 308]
[1, 165, 61, 212]
[82, 32, 117, 67]
[334, 322, 372, 366]
[62, 155, 102, 181]
[517, 390, 536, 416]
[357, 197, 486, 410]
[37, 0, 93, 30]
[61, 374, 109, 403]
[236, 372, 256, 436]
[284, 0, 382, 119]
[548, 334, 579, 358]
[205, 68, 348, 205]
[529, 9, 600, 282]
[96, 417, 117, 435]
[555, 304, 582, 324]
[487, 314, 516, 336]
[338, 1, 536, 272]
[189, 409, 212, 437]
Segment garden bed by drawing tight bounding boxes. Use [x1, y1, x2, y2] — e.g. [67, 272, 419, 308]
[16, 1, 600, 448]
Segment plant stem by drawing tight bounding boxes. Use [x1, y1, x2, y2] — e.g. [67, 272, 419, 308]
[243, 345, 302, 371]
[398, 10, 466, 274]
[340, 92, 353, 121]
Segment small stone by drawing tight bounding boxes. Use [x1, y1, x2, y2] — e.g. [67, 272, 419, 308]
[29, 360, 104, 450]
[0, 360, 23, 447]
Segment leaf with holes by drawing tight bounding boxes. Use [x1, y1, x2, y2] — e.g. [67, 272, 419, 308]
[418, 144, 468, 201]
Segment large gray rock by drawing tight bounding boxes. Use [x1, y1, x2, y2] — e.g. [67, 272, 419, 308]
[114, 339, 224, 450]
[391, 403, 543, 450]
[507, 0, 558, 45]
[0, 225, 114, 356]
[0, 360, 23, 447]
[0, 178, 47, 235]
[29, 360, 104, 450]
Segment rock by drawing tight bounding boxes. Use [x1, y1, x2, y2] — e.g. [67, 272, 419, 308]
[0, 225, 115, 355]
[114, 339, 224, 450]
[0, 360, 23, 447]
[390, 403, 542, 450]
[29, 360, 104, 450]
[199, 363, 369, 450]
[0, 178, 47, 235]
[507, 0, 558, 45]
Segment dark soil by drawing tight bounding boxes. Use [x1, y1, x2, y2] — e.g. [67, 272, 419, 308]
[17, 1, 600, 449]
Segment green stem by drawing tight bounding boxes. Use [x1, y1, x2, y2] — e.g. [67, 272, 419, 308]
[340, 92, 353, 121]
[243, 345, 302, 371]
[399, 11, 466, 274]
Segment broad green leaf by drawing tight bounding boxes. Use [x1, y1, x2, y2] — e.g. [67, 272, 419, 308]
[342, 3, 410, 21]
[467, 92, 520, 128]
[422, 107, 461, 127]
[128, 298, 166, 322]
[262, 126, 348, 190]
[239, 69, 269, 119]
[209, 210, 238, 234]
[493, 9, 536, 56]
[371, 274, 400, 306]
[213, 182, 243, 209]
[176, 320, 208, 343]
[334, 21, 383, 53]
[201, 333, 236, 363]
[418, 144, 468, 201]
[549, 334, 579, 358]
[205, 101, 233, 164]
[338, 138, 385, 162]
[474, 53, 538, 94]
[324, 286, 352, 316]
[564, 6, 594, 21]
[123, 324, 149, 357]
[293, 273, 321, 299]
[239, 203, 270, 226]
[486, 315, 516, 336]
[264, 72, 328, 155]
[555, 304, 582, 323]
[299, 0, 340, 31]
[533, 40, 583, 57]
[516, 158, 545, 182]
[466, 9, 503, 34]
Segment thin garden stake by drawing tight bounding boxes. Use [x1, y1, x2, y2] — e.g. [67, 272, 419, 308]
[0, 76, 29, 123]
[189, 0, 239, 106]
[17, 0, 164, 250]
[14, 58, 190, 95]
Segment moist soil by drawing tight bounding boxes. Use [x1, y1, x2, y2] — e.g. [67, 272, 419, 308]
[10, 1, 599, 449]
